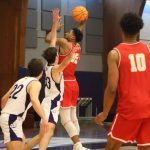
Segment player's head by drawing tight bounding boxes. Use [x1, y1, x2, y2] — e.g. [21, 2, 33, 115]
[120, 12, 143, 36]
[42, 47, 59, 65]
[28, 58, 43, 77]
[65, 28, 83, 43]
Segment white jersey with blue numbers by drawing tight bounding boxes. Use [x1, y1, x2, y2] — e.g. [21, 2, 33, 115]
[42, 65, 64, 124]
[44, 65, 64, 101]
[1, 77, 37, 120]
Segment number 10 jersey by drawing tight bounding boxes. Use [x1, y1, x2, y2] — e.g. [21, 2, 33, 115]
[114, 42, 150, 120]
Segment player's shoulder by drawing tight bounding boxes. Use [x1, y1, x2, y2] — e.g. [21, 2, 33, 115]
[57, 38, 68, 44]
[108, 49, 118, 57]
[30, 79, 40, 86]
[59, 42, 72, 55]
[27, 79, 41, 89]
[108, 49, 119, 63]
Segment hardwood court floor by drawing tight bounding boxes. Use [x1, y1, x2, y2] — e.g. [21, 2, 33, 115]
[0, 119, 137, 150]
[0, 147, 137, 150]
[0, 119, 107, 149]
[98, 146, 137, 150]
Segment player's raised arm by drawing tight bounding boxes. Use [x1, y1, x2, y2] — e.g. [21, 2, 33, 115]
[45, 8, 70, 54]
[53, 46, 77, 76]
[78, 20, 87, 31]
[47, 8, 61, 47]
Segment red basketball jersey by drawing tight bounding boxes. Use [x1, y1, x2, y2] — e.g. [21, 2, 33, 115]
[59, 43, 81, 80]
[115, 42, 150, 120]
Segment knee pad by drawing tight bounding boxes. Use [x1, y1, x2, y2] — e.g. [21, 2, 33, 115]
[71, 108, 80, 134]
[60, 108, 78, 137]
[71, 108, 77, 121]
[60, 108, 71, 125]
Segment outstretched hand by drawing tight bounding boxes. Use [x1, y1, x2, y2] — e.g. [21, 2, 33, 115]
[80, 18, 88, 24]
[95, 112, 107, 125]
[52, 8, 63, 31]
[53, 8, 60, 22]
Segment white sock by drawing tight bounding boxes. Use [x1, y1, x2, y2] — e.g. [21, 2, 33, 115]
[73, 141, 82, 149]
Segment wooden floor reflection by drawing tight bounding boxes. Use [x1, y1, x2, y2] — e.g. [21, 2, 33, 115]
[0, 119, 137, 149]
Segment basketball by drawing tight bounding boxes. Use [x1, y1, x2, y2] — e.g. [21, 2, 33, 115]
[72, 6, 88, 22]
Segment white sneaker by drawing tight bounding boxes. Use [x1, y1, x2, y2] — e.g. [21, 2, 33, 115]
[73, 146, 90, 150]
[73, 142, 90, 150]
[81, 147, 90, 150]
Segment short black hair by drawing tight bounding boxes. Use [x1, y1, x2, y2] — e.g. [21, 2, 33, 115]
[120, 12, 144, 35]
[28, 58, 43, 77]
[42, 47, 58, 64]
[72, 28, 83, 42]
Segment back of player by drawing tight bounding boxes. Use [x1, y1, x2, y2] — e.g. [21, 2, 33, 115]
[41, 64, 64, 124]
[1, 77, 37, 120]
[115, 42, 150, 120]
[0, 77, 37, 143]
[59, 43, 81, 107]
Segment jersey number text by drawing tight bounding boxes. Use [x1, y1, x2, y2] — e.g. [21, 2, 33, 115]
[9, 84, 24, 99]
[45, 77, 51, 89]
[128, 53, 146, 72]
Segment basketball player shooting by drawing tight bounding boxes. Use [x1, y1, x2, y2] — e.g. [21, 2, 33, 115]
[24, 8, 79, 150]
[46, 6, 89, 150]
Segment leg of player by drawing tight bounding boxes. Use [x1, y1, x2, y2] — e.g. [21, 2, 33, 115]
[71, 107, 80, 134]
[60, 108, 79, 142]
[39, 123, 55, 150]
[24, 120, 48, 150]
[24, 134, 41, 150]
[22, 134, 28, 150]
[0, 114, 26, 150]
[105, 136, 123, 150]
[6, 141, 24, 150]
[60, 108, 90, 150]
[24, 122, 55, 150]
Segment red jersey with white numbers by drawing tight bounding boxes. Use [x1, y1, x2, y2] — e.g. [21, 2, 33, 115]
[59, 43, 81, 80]
[114, 42, 150, 120]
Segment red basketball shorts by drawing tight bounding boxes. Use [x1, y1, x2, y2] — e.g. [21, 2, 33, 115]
[60, 80, 79, 108]
[108, 114, 150, 146]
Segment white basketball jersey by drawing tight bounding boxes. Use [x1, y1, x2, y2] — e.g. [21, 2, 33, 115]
[1, 77, 37, 120]
[44, 65, 64, 101]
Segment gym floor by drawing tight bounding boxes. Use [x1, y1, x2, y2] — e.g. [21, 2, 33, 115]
[0, 119, 137, 150]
